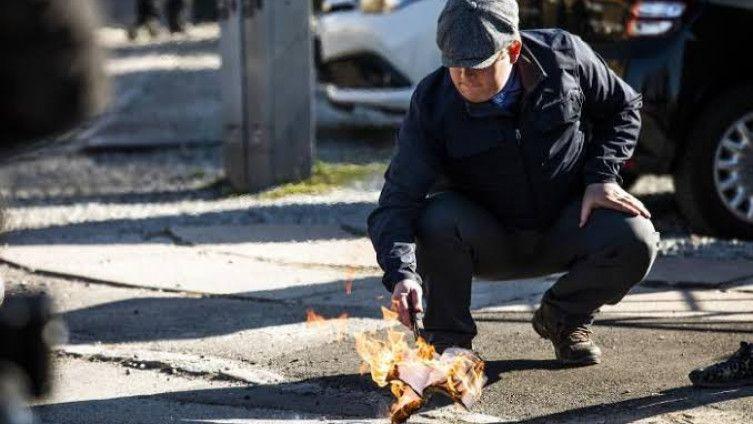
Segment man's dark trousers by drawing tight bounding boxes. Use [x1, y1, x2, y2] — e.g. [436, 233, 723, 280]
[415, 191, 660, 348]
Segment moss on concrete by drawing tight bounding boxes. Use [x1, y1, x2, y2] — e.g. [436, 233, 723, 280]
[256, 160, 386, 199]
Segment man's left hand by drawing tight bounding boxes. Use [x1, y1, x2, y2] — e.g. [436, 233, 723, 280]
[580, 182, 651, 227]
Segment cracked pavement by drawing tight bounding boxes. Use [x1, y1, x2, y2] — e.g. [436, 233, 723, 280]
[1, 20, 752, 424]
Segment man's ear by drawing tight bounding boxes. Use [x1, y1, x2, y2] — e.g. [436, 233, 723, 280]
[508, 39, 522, 64]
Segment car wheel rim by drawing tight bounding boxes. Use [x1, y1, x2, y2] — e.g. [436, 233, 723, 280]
[713, 112, 753, 225]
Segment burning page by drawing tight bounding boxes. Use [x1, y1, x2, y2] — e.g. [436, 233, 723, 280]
[355, 308, 486, 423]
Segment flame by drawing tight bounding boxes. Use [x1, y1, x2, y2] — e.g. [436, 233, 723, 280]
[344, 267, 355, 295]
[354, 315, 486, 423]
[381, 305, 399, 322]
[305, 308, 348, 328]
[389, 380, 423, 423]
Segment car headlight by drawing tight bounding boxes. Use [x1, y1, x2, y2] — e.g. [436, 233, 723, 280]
[627, 1, 688, 37]
[360, 0, 424, 14]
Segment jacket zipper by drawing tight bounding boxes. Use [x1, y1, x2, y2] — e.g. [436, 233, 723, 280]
[515, 100, 542, 229]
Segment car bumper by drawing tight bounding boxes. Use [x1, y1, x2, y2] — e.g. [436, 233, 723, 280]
[324, 84, 413, 112]
[315, 0, 443, 112]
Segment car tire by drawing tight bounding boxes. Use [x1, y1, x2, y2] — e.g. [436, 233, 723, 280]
[674, 86, 753, 239]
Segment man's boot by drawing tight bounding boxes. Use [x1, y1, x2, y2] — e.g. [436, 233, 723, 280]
[532, 303, 602, 366]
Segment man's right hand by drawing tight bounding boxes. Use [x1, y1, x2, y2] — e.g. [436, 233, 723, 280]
[391, 279, 424, 329]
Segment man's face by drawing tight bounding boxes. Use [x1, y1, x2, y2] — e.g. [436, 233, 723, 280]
[449, 40, 522, 103]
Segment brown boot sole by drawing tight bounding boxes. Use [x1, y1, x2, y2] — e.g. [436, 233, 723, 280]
[557, 354, 602, 366]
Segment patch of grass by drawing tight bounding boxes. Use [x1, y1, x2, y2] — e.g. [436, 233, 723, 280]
[257, 160, 387, 199]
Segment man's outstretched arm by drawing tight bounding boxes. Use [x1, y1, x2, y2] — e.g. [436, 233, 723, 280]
[367, 86, 441, 325]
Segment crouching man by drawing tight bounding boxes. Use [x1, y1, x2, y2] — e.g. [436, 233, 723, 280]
[367, 0, 659, 366]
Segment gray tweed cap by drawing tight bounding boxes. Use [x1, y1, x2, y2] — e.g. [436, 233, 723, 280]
[436, 0, 520, 69]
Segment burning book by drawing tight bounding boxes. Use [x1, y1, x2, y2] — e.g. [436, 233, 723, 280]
[355, 307, 486, 423]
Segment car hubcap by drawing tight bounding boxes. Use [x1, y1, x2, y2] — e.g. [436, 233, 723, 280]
[714, 113, 753, 225]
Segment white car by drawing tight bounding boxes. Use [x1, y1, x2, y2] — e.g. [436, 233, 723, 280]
[315, 0, 444, 114]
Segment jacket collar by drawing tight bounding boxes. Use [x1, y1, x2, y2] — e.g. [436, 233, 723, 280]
[517, 42, 547, 94]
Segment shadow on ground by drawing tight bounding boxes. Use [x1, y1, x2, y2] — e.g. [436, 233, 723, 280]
[60, 275, 386, 344]
[34, 372, 753, 423]
[515, 385, 753, 423]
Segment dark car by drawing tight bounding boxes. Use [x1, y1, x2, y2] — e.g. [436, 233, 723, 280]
[317, 0, 753, 239]
[515, 0, 753, 239]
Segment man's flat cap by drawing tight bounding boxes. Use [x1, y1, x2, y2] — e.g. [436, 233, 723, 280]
[436, 0, 520, 69]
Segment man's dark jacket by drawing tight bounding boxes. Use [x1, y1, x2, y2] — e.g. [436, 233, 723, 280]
[367, 29, 643, 292]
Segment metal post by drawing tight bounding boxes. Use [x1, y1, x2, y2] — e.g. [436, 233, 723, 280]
[219, 0, 314, 192]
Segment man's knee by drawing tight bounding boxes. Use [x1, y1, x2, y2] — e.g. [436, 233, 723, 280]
[623, 215, 659, 262]
[594, 211, 660, 279]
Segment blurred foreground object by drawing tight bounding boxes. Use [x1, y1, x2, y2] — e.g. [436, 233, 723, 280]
[689, 341, 753, 388]
[0, 0, 108, 160]
[0, 295, 64, 424]
[0, 1, 92, 418]
[218, 0, 314, 192]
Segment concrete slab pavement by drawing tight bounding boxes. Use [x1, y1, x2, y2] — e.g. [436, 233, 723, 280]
[0, 232, 571, 314]
[170, 224, 378, 270]
[644, 256, 753, 288]
[4, 223, 753, 317]
[0, 241, 366, 300]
